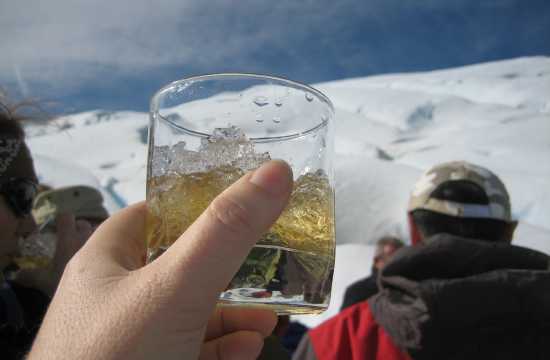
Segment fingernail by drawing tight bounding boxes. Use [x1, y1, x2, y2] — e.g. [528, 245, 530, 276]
[249, 160, 293, 196]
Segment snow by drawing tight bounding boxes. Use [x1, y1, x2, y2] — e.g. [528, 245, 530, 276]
[25, 56, 550, 328]
[27, 111, 149, 206]
[32, 154, 122, 213]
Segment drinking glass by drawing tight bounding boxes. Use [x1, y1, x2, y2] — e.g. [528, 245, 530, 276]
[147, 74, 335, 314]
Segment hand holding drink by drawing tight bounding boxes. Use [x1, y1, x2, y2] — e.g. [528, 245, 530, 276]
[29, 161, 293, 360]
[28, 74, 336, 359]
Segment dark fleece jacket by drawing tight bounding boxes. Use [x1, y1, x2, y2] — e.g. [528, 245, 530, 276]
[369, 234, 550, 360]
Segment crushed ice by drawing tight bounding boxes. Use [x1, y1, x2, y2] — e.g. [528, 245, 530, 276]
[152, 126, 271, 176]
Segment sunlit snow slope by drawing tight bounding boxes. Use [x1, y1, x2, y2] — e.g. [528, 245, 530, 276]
[26, 57, 550, 326]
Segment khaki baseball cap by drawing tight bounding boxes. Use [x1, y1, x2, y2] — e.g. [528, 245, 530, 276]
[32, 185, 109, 226]
[408, 161, 513, 222]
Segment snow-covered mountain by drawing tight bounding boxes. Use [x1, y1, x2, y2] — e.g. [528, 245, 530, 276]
[25, 56, 550, 326]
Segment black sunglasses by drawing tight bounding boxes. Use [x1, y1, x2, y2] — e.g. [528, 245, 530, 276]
[0, 178, 37, 218]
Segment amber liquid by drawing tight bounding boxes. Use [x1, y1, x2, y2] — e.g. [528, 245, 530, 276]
[13, 256, 50, 269]
[146, 166, 335, 314]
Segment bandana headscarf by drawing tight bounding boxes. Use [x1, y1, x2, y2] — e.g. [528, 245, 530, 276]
[0, 136, 37, 182]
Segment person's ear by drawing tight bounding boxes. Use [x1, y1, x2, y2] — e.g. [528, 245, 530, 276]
[505, 220, 518, 243]
[408, 213, 423, 246]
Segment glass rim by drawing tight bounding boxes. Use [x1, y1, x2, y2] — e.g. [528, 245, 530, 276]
[150, 72, 334, 143]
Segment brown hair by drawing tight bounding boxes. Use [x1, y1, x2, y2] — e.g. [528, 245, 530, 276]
[0, 102, 26, 139]
[0, 98, 37, 182]
[0, 91, 51, 129]
[411, 209, 514, 243]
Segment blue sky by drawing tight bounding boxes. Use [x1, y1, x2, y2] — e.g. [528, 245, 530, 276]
[1, 0, 549, 113]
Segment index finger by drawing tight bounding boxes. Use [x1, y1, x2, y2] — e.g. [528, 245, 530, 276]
[78, 202, 147, 274]
[205, 307, 277, 340]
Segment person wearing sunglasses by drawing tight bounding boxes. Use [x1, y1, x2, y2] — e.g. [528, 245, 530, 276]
[0, 104, 91, 359]
[0, 178, 39, 259]
[0, 126, 39, 270]
[0, 106, 46, 359]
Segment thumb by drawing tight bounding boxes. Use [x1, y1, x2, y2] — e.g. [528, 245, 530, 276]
[55, 213, 76, 240]
[150, 160, 293, 306]
[73, 219, 93, 250]
[75, 220, 93, 242]
[199, 331, 265, 360]
[54, 213, 77, 258]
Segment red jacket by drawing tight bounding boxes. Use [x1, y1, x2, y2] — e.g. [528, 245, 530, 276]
[293, 301, 410, 360]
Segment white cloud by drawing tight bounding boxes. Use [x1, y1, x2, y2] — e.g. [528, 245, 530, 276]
[0, 0, 400, 75]
[1, 0, 547, 108]
[1, 0, 192, 70]
[1, 0, 356, 94]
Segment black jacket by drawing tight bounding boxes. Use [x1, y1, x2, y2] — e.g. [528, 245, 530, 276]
[340, 269, 379, 311]
[1, 281, 49, 360]
[369, 234, 550, 360]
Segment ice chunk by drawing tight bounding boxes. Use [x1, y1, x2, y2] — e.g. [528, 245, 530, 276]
[151, 126, 271, 176]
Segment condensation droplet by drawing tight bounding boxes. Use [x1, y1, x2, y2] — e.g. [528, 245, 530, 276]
[274, 100, 283, 107]
[305, 92, 314, 102]
[175, 81, 193, 94]
[272, 116, 281, 123]
[255, 114, 264, 123]
[253, 96, 269, 107]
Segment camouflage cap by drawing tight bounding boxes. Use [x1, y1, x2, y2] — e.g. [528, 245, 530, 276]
[32, 185, 109, 226]
[408, 161, 513, 222]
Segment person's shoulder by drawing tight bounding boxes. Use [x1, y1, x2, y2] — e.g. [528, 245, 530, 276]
[305, 302, 388, 360]
[345, 275, 378, 296]
[311, 301, 376, 337]
[347, 276, 372, 289]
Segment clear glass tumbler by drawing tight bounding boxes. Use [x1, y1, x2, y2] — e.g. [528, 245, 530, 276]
[146, 74, 335, 315]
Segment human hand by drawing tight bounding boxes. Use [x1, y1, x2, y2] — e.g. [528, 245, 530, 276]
[49, 213, 93, 287]
[14, 213, 92, 296]
[28, 160, 293, 360]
